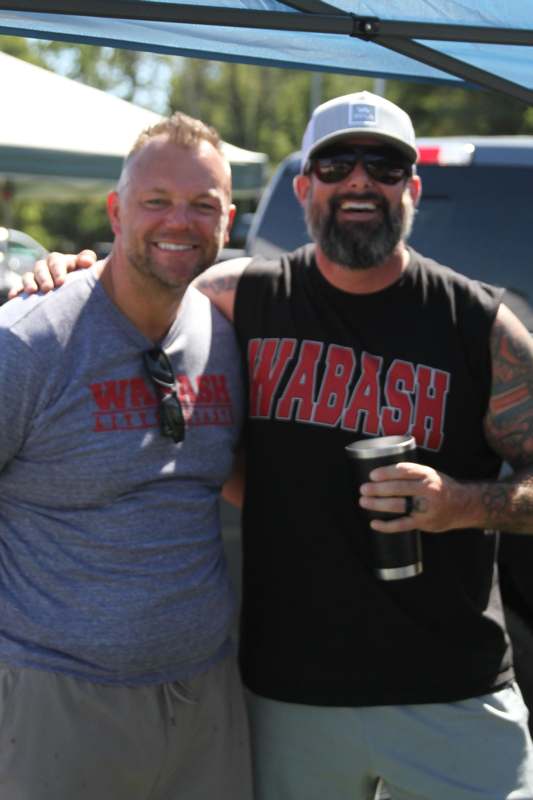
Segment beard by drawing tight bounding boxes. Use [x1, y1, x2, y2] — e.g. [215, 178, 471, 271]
[305, 190, 415, 270]
[125, 232, 222, 293]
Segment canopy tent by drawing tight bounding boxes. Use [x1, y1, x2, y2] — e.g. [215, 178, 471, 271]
[0, 50, 267, 201]
[0, 1, 531, 106]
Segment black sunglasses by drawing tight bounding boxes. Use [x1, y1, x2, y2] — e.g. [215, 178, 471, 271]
[143, 347, 185, 444]
[307, 145, 413, 186]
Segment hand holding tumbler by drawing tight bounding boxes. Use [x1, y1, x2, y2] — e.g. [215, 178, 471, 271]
[345, 435, 423, 581]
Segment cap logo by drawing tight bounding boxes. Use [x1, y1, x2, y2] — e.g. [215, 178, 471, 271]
[348, 103, 377, 128]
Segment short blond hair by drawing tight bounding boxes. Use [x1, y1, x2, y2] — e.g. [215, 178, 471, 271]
[118, 111, 229, 195]
[127, 110, 223, 160]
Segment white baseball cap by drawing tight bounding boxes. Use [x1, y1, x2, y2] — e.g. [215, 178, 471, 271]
[300, 91, 418, 171]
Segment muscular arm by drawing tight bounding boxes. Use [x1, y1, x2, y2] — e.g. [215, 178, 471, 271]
[361, 303, 533, 534]
[192, 256, 250, 322]
[479, 303, 533, 530]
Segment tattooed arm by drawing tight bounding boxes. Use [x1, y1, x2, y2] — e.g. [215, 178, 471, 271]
[192, 257, 251, 322]
[361, 303, 533, 534]
[480, 303, 533, 532]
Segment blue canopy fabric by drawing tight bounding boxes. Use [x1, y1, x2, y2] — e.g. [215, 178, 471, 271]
[0, 1, 532, 104]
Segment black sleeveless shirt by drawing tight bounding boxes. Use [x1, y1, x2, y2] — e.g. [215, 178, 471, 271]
[234, 244, 512, 706]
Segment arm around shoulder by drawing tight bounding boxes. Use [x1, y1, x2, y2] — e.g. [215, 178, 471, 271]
[193, 257, 251, 323]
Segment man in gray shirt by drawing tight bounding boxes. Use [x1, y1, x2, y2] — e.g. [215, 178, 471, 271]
[0, 112, 251, 799]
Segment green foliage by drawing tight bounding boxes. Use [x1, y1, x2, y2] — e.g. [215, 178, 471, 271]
[167, 60, 374, 164]
[0, 35, 47, 66]
[387, 81, 533, 136]
[32, 40, 167, 102]
[10, 197, 110, 253]
[167, 59, 533, 168]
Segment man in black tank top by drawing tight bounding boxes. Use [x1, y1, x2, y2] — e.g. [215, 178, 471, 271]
[18, 93, 533, 800]
[226, 91, 533, 800]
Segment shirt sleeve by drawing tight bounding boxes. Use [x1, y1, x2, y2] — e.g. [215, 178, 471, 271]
[0, 327, 43, 472]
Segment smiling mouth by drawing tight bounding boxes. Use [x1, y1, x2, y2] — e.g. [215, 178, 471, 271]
[332, 193, 385, 216]
[338, 200, 379, 213]
[155, 242, 198, 251]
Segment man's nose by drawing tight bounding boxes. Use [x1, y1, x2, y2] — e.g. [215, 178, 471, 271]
[344, 159, 372, 188]
[163, 204, 192, 226]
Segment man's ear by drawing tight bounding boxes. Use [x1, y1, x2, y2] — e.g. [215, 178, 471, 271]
[106, 191, 121, 236]
[409, 173, 422, 207]
[223, 204, 237, 245]
[293, 173, 311, 208]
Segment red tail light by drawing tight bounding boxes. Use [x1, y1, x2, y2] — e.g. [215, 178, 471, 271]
[417, 142, 475, 166]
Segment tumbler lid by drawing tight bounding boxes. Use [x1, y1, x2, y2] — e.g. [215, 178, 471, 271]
[345, 434, 416, 460]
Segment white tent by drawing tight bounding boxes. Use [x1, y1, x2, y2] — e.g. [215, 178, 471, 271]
[0, 51, 267, 200]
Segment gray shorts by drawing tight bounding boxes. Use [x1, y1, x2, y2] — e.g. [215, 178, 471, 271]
[247, 683, 533, 800]
[0, 655, 253, 800]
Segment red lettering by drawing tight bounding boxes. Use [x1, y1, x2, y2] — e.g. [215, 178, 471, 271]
[276, 341, 323, 421]
[342, 352, 382, 435]
[130, 377, 156, 408]
[196, 375, 213, 403]
[211, 374, 231, 404]
[194, 374, 231, 404]
[90, 380, 129, 412]
[411, 365, 450, 450]
[94, 414, 116, 432]
[248, 338, 296, 418]
[381, 360, 415, 435]
[177, 375, 197, 404]
[313, 345, 355, 426]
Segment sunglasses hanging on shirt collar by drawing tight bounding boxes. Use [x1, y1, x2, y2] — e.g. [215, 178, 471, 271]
[142, 347, 185, 444]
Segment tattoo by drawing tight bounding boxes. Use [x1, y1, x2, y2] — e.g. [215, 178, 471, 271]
[195, 274, 240, 295]
[485, 305, 533, 469]
[478, 306, 533, 532]
[481, 485, 508, 516]
[480, 472, 533, 533]
[412, 496, 427, 514]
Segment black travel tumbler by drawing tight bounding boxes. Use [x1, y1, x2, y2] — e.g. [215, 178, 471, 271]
[345, 434, 423, 581]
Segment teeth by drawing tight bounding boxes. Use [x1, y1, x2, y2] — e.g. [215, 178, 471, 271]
[157, 242, 194, 251]
[340, 202, 376, 211]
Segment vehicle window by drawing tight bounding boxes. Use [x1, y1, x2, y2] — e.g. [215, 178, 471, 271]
[247, 159, 307, 257]
[414, 165, 533, 329]
[0, 228, 48, 303]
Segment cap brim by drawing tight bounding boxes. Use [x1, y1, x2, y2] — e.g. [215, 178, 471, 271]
[305, 129, 418, 167]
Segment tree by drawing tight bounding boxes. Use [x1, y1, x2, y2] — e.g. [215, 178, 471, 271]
[0, 34, 47, 66]
[168, 57, 533, 168]
[167, 59, 373, 164]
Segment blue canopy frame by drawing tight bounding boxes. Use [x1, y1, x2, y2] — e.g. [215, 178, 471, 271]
[0, 1, 532, 104]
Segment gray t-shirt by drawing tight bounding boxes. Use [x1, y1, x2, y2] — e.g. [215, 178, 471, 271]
[0, 267, 243, 685]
